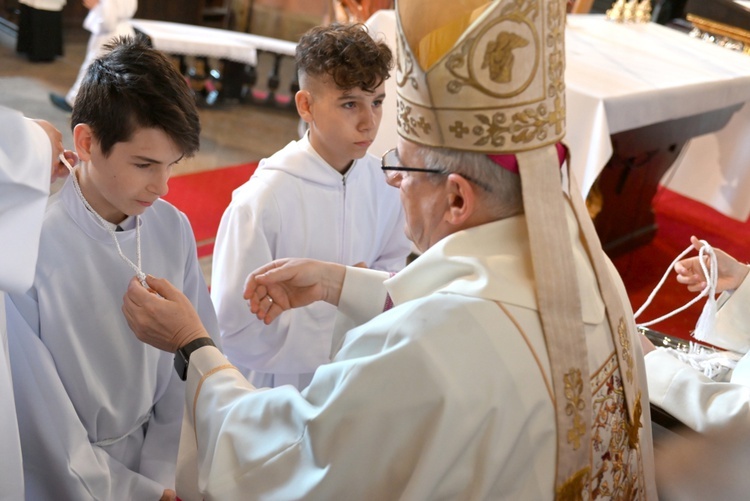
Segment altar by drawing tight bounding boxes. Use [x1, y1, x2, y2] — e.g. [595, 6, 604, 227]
[565, 14, 750, 253]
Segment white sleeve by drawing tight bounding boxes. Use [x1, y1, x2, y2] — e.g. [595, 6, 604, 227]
[709, 276, 750, 353]
[645, 348, 750, 433]
[212, 189, 339, 377]
[210, 190, 283, 373]
[0, 107, 50, 293]
[337, 266, 390, 325]
[183, 337, 445, 500]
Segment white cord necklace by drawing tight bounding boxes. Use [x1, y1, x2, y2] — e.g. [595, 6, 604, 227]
[59, 154, 148, 287]
[634, 239, 718, 342]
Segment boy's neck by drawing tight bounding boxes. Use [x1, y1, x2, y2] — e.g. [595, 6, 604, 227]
[339, 160, 354, 175]
[306, 132, 355, 175]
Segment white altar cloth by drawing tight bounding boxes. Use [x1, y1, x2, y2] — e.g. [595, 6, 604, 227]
[130, 19, 297, 67]
[565, 14, 750, 199]
[665, 101, 750, 221]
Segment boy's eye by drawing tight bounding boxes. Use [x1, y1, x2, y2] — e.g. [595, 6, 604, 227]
[373, 99, 383, 107]
[135, 163, 151, 169]
[342, 102, 356, 109]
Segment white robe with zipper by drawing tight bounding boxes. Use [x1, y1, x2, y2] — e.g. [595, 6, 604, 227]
[211, 134, 410, 389]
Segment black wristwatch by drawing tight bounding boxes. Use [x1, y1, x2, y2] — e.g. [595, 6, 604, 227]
[174, 337, 216, 381]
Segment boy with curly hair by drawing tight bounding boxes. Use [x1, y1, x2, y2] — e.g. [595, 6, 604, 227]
[211, 22, 410, 390]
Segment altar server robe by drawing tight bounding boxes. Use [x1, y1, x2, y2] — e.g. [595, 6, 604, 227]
[212, 134, 410, 389]
[6, 177, 220, 500]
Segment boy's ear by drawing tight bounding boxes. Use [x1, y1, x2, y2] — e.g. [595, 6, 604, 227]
[73, 124, 94, 162]
[295, 90, 313, 124]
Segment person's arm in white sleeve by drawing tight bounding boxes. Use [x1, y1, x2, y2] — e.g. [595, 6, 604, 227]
[645, 348, 750, 433]
[211, 191, 292, 374]
[0, 109, 62, 293]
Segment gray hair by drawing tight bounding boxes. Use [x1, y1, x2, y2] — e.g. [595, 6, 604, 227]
[415, 145, 524, 220]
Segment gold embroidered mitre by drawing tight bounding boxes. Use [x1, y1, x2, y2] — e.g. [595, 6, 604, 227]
[394, 0, 565, 153]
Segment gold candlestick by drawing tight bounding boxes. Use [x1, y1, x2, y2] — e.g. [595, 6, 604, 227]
[606, 0, 626, 22]
[623, 0, 639, 22]
[635, 0, 652, 23]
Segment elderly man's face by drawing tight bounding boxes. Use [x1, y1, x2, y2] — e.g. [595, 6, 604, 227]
[387, 138, 452, 253]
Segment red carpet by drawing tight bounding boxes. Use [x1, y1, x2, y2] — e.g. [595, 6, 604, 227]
[612, 186, 750, 341]
[163, 162, 258, 258]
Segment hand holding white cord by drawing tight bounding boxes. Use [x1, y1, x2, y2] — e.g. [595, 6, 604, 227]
[675, 236, 750, 294]
[634, 237, 719, 342]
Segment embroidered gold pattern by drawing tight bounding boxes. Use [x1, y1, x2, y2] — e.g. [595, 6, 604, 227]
[482, 31, 529, 83]
[564, 368, 586, 450]
[545, 0, 566, 136]
[626, 393, 643, 450]
[395, 29, 417, 90]
[397, 101, 432, 138]
[556, 466, 590, 501]
[473, 112, 511, 147]
[395, 0, 566, 152]
[587, 353, 645, 499]
[444, 16, 537, 98]
[618, 318, 634, 382]
[449, 120, 471, 139]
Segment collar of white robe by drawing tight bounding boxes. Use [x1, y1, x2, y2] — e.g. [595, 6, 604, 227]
[59, 154, 148, 288]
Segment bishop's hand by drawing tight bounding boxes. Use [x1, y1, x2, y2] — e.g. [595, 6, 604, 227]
[244, 258, 346, 325]
[122, 275, 210, 352]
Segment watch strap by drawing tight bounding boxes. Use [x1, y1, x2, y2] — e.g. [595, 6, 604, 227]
[174, 337, 216, 381]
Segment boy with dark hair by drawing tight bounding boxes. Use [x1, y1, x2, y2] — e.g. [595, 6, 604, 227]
[211, 23, 410, 390]
[5, 36, 219, 501]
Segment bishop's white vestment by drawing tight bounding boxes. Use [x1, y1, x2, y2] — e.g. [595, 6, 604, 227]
[183, 204, 657, 500]
[211, 134, 410, 389]
[5, 176, 220, 500]
[0, 107, 51, 501]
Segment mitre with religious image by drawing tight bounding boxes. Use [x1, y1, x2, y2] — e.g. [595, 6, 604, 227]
[394, 0, 566, 154]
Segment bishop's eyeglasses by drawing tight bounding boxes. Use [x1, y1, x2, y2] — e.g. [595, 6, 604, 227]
[380, 148, 442, 182]
[380, 147, 492, 192]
